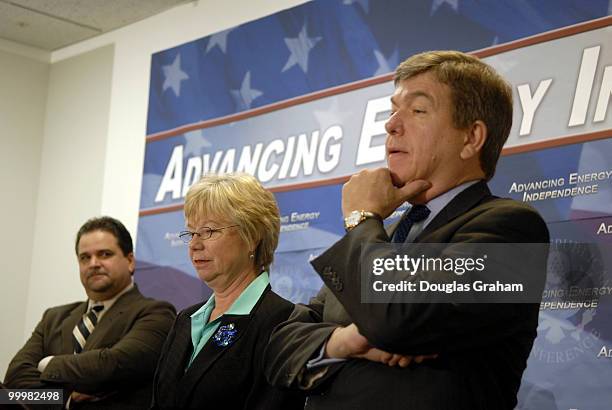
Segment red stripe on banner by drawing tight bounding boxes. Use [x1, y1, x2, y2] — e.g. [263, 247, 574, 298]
[145, 74, 393, 142]
[472, 15, 612, 58]
[502, 130, 611, 156]
[140, 203, 184, 216]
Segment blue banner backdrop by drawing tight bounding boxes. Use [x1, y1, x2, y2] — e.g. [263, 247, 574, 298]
[137, 1, 612, 409]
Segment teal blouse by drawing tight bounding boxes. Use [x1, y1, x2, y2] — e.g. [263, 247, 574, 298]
[187, 272, 270, 367]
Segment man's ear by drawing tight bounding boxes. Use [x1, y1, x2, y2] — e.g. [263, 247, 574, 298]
[460, 120, 487, 160]
[127, 252, 136, 275]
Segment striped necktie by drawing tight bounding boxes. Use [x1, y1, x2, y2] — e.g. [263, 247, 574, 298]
[73, 305, 104, 353]
[392, 204, 431, 243]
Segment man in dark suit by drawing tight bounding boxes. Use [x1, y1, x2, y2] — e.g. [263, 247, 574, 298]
[264, 51, 549, 409]
[4, 216, 176, 409]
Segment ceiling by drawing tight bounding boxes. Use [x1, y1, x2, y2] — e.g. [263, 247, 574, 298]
[0, 0, 192, 51]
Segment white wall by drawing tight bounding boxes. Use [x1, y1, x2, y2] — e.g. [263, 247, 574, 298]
[2, 0, 308, 380]
[0, 47, 49, 378]
[25, 43, 115, 340]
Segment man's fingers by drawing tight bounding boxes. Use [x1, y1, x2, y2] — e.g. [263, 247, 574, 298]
[387, 354, 406, 367]
[379, 351, 393, 364]
[362, 351, 438, 366]
[396, 179, 431, 203]
[71, 392, 96, 402]
[414, 354, 439, 364]
[398, 356, 413, 367]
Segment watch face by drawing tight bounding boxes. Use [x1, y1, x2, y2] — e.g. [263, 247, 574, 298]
[346, 210, 362, 227]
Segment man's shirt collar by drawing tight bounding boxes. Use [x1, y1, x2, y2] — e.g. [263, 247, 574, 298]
[87, 278, 134, 317]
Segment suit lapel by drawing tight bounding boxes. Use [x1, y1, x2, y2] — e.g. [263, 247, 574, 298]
[61, 302, 87, 353]
[178, 314, 252, 405]
[84, 286, 141, 349]
[416, 181, 491, 241]
[156, 312, 193, 403]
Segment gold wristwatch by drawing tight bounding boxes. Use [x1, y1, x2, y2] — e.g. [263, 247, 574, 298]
[344, 210, 381, 232]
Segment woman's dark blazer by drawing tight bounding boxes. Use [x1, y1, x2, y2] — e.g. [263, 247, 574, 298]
[151, 285, 304, 409]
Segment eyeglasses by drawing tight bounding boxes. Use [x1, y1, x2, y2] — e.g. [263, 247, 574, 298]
[178, 225, 239, 243]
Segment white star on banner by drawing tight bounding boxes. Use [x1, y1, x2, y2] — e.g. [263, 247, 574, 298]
[430, 0, 459, 15]
[230, 71, 263, 110]
[343, 0, 369, 13]
[373, 48, 399, 76]
[205, 29, 231, 54]
[162, 54, 189, 97]
[183, 129, 212, 157]
[282, 24, 322, 73]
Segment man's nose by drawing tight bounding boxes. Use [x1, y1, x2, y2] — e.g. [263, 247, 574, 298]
[88, 255, 101, 267]
[385, 113, 402, 135]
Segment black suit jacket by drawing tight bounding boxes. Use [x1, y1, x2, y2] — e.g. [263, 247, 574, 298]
[264, 181, 550, 410]
[4, 285, 176, 409]
[152, 285, 305, 409]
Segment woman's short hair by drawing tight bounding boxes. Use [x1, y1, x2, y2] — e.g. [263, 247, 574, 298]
[184, 173, 280, 273]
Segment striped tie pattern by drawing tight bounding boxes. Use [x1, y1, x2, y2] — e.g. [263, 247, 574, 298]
[392, 204, 431, 243]
[73, 305, 104, 353]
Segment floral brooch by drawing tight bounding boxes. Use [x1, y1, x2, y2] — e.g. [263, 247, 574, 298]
[213, 323, 238, 347]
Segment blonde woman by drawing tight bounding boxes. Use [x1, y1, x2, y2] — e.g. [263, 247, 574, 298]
[152, 173, 303, 409]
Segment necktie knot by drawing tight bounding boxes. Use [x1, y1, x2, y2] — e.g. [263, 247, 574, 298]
[406, 204, 430, 223]
[392, 205, 431, 243]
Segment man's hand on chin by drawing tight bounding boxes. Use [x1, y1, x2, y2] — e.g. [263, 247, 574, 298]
[342, 168, 431, 219]
[325, 323, 437, 368]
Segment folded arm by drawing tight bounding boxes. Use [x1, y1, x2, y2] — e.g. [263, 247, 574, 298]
[40, 301, 175, 393]
[312, 205, 549, 355]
